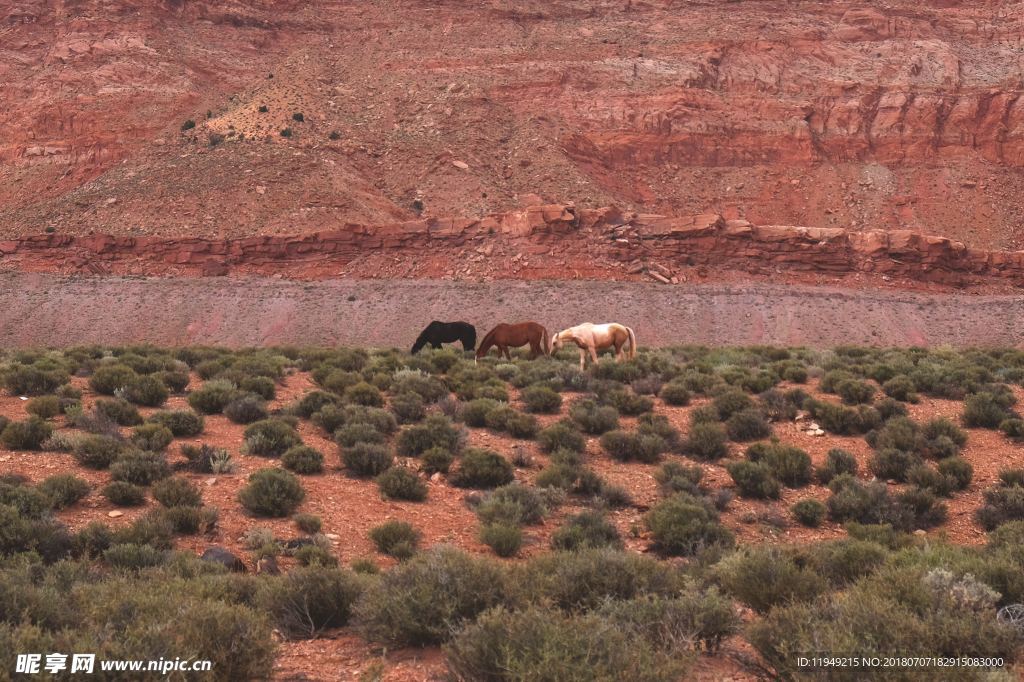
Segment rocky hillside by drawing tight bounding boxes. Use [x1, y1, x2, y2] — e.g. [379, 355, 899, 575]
[5, 1, 1024, 248]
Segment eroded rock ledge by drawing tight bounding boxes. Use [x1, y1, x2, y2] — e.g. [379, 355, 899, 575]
[2, 205, 1022, 286]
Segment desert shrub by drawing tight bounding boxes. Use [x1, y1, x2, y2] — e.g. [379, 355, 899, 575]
[806, 399, 878, 435]
[870, 448, 921, 482]
[110, 451, 171, 486]
[157, 369, 190, 393]
[715, 546, 826, 614]
[243, 419, 301, 457]
[783, 365, 808, 383]
[534, 463, 579, 490]
[659, 380, 691, 406]
[334, 422, 386, 447]
[223, 393, 268, 424]
[293, 390, 340, 419]
[602, 388, 654, 416]
[281, 445, 324, 474]
[599, 429, 665, 463]
[152, 476, 202, 508]
[187, 379, 239, 414]
[682, 422, 728, 461]
[757, 388, 799, 421]
[883, 375, 918, 402]
[75, 520, 114, 557]
[644, 493, 734, 556]
[356, 546, 506, 646]
[999, 468, 1024, 487]
[963, 391, 1013, 428]
[25, 395, 61, 419]
[390, 370, 448, 402]
[92, 397, 144, 426]
[181, 443, 233, 473]
[459, 398, 500, 427]
[163, 505, 217, 535]
[747, 441, 813, 487]
[999, 418, 1024, 440]
[120, 375, 168, 407]
[1, 416, 53, 450]
[836, 378, 875, 405]
[342, 443, 393, 477]
[451, 449, 514, 489]
[921, 417, 968, 452]
[874, 397, 909, 421]
[147, 410, 203, 437]
[537, 421, 586, 453]
[238, 375, 275, 400]
[445, 605, 690, 682]
[72, 434, 126, 469]
[396, 415, 461, 456]
[503, 412, 539, 439]
[294, 544, 337, 567]
[377, 467, 427, 502]
[976, 484, 1024, 531]
[238, 468, 305, 517]
[285, 514, 320, 536]
[129, 423, 173, 452]
[569, 399, 619, 434]
[709, 390, 751, 420]
[37, 474, 89, 510]
[420, 446, 454, 475]
[368, 520, 421, 559]
[259, 566, 364, 639]
[476, 484, 548, 526]
[654, 461, 703, 495]
[89, 364, 138, 395]
[792, 499, 827, 527]
[345, 382, 384, 407]
[102, 481, 146, 506]
[727, 461, 780, 499]
[807, 539, 888, 586]
[551, 511, 622, 551]
[937, 456, 973, 491]
[390, 392, 426, 424]
[2, 363, 69, 395]
[725, 408, 771, 441]
[104, 543, 166, 570]
[483, 403, 516, 431]
[479, 523, 522, 557]
[518, 548, 681, 611]
[816, 448, 858, 484]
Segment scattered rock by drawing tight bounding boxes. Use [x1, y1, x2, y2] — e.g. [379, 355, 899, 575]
[451, 160, 469, 170]
[107, 510, 123, 518]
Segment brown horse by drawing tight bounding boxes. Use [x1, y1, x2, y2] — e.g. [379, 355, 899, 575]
[475, 322, 550, 361]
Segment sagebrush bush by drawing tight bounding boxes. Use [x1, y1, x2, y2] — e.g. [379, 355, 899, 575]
[147, 409, 203, 437]
[653, 461, 703, 495]
[962, 391, 1013, 428]
[711, 389, 753, 420]
[26, 395, 61, 419]
[714, 545, 826, 614]
[342, 442, 393, 477]
[89, 364, 138, 395]
[377, 467, 427, 502]
[396, 415, 462, 456]
[569, 399, 619, 434]
[600, 429, 665, 463]
[152, 476, 202, 508]
[725, 408, 772, 441]
[999, 418, 1024, 440]
[224, 393, 268, 424]
[727, 460, 780, 499]
[475, 484, 548, 526]
[816, 448, 858, 484]
[368, 520, 421, 559]
[1, 416, 53, 450]
[602, 388, 654, 416]
[281, 445, 325, 474]
[520, 384, 562, 413]
[187, 379, 239, 414]
[345, 381, 384, 407]
[551, 511, 622, 551]
[356, 546, 506, 646]
[110, 451, 171, 485]
[102, 481, 146, 506]
[130, 423, 173, 452]
[870, 447, 921, 482]
[682, 422, 728, 461]
[792, 498, 826, 527]
[883, 375, 918, 402]
[243, 419, 301, 457]
[37, 474, 90, 509]
[92, 397, 144, 426]
[747, 442, 813, 487]
[238, 468, 305, 517]
[390, 392, 426, 424]
[451, 449, 514, 489]
[659, 380, 691, 406]
[2, 363, 69, 395]
[479, 523, 522, 557]
[420, 446, 454, 475]
[836, 378, 875, 405]
[259, 566, 364, 639]
[644, 493, 734, 556]
[976, 483, 1024, 530]
[537, 421, 586, 453]
[459, 398, 500, 427]
[120, 375, 169, 407]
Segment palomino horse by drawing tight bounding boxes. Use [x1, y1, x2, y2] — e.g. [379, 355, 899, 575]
[411, 321, 477, 354]
[475, 322, 550, 361]
[551, 322, 636, 369]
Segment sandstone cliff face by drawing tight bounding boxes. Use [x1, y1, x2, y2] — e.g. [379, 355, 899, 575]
[3, 1, 1024, 248]
[3, 205, 1022, 288]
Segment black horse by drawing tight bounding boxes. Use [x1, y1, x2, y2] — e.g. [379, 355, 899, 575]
[411, 321, 477, 354]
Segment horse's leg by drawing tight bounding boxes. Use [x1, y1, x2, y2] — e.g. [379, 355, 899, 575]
[589, 344, 599, 366]
[578, 348, 587, 370]
[432, 341, 442, 349]
[528, 339, 540, 359]
[614, 340, 624, 362]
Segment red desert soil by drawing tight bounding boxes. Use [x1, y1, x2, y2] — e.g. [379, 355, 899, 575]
[5, 1, 1024, 249]
[1, 370, 1021, 680]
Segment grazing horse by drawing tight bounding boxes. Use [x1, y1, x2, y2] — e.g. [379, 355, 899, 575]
[475, 322, 550, 361]
[411, 321, 477, 354]
[551, 322, 636, 369]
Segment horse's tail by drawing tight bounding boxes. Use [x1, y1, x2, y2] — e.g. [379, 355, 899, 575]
[540, 325, 551, 356]
[626, 325, 637, 359]
[464, 325, 477, 352]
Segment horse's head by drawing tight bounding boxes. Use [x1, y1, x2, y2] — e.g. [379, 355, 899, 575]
[550, 332, 564, 352]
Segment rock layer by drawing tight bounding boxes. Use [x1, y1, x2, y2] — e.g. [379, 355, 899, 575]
[3, 205, 1023, 287]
